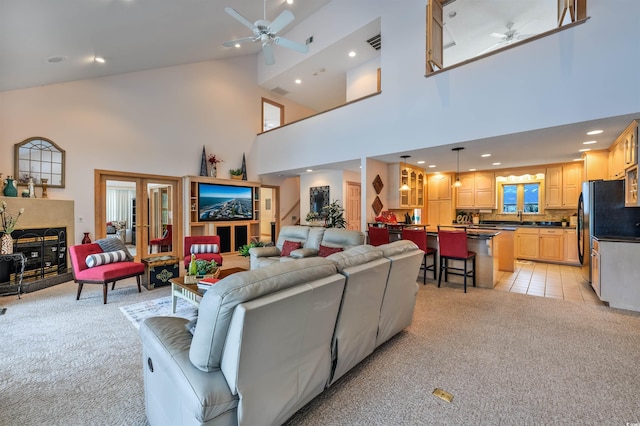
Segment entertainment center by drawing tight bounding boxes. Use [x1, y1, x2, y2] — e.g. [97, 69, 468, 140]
[183, 176, 260, 253]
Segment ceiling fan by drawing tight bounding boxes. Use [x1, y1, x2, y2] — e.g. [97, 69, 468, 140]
[222, 2, 309, 65]
[477, 22, 535, 56]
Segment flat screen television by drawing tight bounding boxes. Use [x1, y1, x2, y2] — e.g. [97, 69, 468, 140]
[198, 182, 254, 221]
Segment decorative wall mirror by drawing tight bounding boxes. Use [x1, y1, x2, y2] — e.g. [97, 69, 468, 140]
[14, 137, 65, 187]
[310, 186, 330, 218]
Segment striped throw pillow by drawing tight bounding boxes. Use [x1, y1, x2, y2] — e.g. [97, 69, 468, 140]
[86, 250, 128, 268]
[190, 243, 219, 254]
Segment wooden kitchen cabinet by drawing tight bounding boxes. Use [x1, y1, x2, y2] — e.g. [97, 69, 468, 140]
[563, 229, 579, 264]
[582, 150, 609, 181]
[545, 163, 582, 209]
[455, 171, 495, 209]
[428, 173, 452, 201]
[427, 200, 453, 228]
[623, 120, 638, 169]
[609, 137, 626, 180]
[515, 228, 539, 259]
[539, 229, 564, 262]
[388, 163, 425, 208]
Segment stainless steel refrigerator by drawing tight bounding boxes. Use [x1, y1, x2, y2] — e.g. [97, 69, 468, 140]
[578, 180, 640, 283]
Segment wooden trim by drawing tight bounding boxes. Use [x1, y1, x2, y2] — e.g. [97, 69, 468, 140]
[426, 17, 589, 78]
[426, 0, 444, 74]
[281, 199, 300, 224]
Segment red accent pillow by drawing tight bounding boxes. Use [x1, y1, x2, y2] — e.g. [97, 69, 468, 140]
[281, 240, 302, 257]
[318, 245, 343, 257]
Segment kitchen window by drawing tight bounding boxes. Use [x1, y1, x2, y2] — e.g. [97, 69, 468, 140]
[500, 182, 541, 214]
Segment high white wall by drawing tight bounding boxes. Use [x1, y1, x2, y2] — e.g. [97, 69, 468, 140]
[346, 57, 380, 102]
[255, 0, 640, 175]
[0, 56, 312, 244]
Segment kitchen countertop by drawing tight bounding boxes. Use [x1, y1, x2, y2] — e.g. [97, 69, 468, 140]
[593, 235, 640, 243]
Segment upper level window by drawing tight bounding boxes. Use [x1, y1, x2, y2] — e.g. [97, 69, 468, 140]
[426, 0, 588, 74]
[262, 98, 284, 132]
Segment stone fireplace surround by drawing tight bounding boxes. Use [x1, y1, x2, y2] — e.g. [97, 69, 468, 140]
[0, 197, 74, 295]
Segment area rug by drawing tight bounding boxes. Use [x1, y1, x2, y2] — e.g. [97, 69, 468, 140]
[120, 296, 197, 329]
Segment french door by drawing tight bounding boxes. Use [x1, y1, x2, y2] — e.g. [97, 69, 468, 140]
[94, 170, 182, 261]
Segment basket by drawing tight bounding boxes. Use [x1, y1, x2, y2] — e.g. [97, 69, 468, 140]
[184, 268, 220, 284]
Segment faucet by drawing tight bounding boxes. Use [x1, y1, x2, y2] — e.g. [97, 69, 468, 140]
[517, 210, 523, 223]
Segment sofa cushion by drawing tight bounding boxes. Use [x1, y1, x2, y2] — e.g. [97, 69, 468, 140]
[85, 250, 127, 268]
[95, 237, 134, 261]
[378, 240, 419, 257]
[318, 244, 343, 257]
[281, 240, 302, 257]
[290, 248, 318, 258]
[189, 257, 338, 372]
[275, 226, 310, 251]
[190, 243, 219, 254]
[321, 228, 365, 249]
[326, 245, 383, 272]
[304, 226, 326, 250]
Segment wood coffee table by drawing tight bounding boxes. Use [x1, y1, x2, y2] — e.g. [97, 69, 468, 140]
[170, 267, 246, 313]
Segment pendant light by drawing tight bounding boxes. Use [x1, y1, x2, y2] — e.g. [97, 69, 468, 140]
[399, 155, 411, 191]
[452, 147, 464, 188]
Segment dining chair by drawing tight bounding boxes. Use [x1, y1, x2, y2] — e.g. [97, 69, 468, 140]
[437, 226, 476, 293]
[401, 228, 437, 284]
[368, 226, 390, 247]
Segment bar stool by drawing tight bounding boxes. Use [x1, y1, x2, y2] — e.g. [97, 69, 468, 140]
[401, 228, 437, 284]
[437, 226, 476, 293]
[368, 226, 390, 246]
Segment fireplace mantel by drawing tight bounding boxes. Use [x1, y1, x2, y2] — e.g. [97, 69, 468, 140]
[0, 197, 74, 236]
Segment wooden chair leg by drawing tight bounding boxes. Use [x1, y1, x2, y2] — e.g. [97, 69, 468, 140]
[463, 260, 468, 293]
[76, 283, 84, 300]
[422, 255, 427, 285]
[136, 275, 142, 293]
[437, 257, 444, 288]
[472, 256, 477, 287]
[111, 281, 116, 291]
[103, 283, 108, 304]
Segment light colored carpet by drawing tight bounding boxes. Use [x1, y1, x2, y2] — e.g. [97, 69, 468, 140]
[120, 296, 197, 329]
[2, 275, 640, 425]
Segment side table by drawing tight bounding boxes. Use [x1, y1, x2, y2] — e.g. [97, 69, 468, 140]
[169, 276, 203, 313]
[0, 253, 26, 299]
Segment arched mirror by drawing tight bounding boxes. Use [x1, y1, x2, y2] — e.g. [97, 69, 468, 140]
[14, 137, 65, 188]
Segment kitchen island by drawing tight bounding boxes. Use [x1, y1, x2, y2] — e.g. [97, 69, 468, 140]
[425, 227, 513, 289]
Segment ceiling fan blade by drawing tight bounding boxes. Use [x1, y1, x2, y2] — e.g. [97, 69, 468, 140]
[263, 43, 275, 65]
[269, 10, 295, 34]
[225, 7, 256, 31]
[274, 36, 309, 53]
[222, 37, 256, 47]
[490, 32, 506, 38]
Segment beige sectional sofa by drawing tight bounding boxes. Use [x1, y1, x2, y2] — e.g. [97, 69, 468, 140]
[248, 225, 365, 269]
[139, 240, 423, 426]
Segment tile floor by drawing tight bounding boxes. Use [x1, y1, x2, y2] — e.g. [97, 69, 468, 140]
[494, 260, 603, 305]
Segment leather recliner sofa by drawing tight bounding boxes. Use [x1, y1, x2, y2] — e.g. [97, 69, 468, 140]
[139, 240, 423, 426]
[248, 225, 365, 270]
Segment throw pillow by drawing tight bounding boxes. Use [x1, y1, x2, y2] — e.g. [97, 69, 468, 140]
[190, 243, 219, 254]
[86, 250, 128, 268]
[95, 237, 134, 261]
[318, 245, 343, 257]
[280, 240, 302, 257]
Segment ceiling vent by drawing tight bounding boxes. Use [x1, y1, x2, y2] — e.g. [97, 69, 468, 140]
[366, 34, 381, 51]
[271, 87, 289, 96]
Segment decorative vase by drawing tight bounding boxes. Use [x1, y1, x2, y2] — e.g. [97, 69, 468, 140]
[1, 233, 14, 254]
[210, 165, 217, 178]
[3, 176, 18, 197]
[82, 232, 91, 244]
[41, 178, 48, 199]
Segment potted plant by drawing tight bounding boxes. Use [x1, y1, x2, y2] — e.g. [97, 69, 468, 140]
[561, 217, 568, 227]
[230, 168, 243, 179]
[322, 200, 346, 229]
[238, 241, 265, 257]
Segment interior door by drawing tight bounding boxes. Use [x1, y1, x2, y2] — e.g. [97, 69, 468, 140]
[95, 170, 182, 261]
[346, 181, 361, 231]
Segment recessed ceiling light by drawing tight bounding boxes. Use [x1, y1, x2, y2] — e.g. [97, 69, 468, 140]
[481, 154, 491, 157]
[234, 43, 241, 48]
[579, 148, 591, 152]
[448, 11, 457, 18]
[294, 79, 301, 84]
[587, 130, 603, 135]
[348, 51, 356, 58]
[469, 168, 476, 171]
[47, 55, 68, 64]
[492, 162, 501, 166]
[417, 160, 425, 164]
[573, 158, 582, 161]
[428, 164, 436, 168]
[94, 56, 106, 63]
[583, 140, 597, 145]
[306, 169, 313, 172]
[286, 0, 293, 4]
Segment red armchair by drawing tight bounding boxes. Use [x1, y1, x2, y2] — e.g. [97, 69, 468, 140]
[150, 224, 172, 252]
[69, 243, 145, 304]
[184, 235, 224, 268]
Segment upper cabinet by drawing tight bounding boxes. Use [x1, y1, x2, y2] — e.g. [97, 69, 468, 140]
[582, 150, 609, 181]
[388, 163, 426, 208]
[610, 120, 638, 180]
[545, 163, 583, 209]
[427, 173, 452, 201]
[455, 171, 495, 209]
